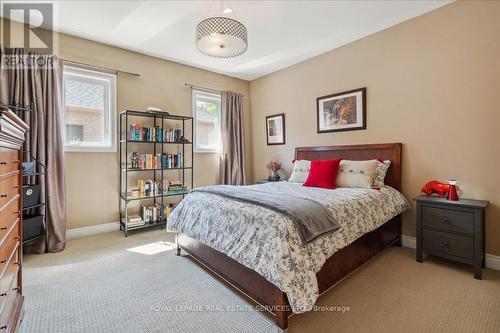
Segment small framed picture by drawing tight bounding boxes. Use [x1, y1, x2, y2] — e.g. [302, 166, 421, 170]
[317, 87, 366, 133]
[266, 113, 285, 145]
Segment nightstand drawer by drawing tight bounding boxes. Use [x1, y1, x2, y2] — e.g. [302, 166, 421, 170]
[422, 206, 473, 235]
[422, 229, 473, 260]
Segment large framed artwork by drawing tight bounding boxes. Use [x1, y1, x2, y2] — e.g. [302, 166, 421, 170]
[266, 113, 285, 145]
[317, 87, 366, 133]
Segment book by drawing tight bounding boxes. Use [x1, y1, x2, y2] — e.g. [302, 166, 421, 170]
[121, 215, 143, 223]
[130, 123, 142, 141]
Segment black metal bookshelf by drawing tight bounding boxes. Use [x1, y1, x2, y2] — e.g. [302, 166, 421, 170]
[119, 110, 193, 236]
[3, 103, 49, 248]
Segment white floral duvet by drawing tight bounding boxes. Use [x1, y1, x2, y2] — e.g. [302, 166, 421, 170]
[167, 182, 410, 313]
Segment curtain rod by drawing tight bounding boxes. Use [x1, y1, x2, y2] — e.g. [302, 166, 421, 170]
[61, 58, 141, 77]
[185, 83, 221, 93]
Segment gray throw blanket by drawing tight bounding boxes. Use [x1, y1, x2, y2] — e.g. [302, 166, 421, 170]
[191, 185, 340, 245]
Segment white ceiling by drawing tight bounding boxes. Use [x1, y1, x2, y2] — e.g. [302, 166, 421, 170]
[7, 1, 452, 80]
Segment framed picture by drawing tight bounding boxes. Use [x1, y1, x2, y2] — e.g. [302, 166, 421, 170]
[317, 87, 366, 133]
[266, 113, 285, 145]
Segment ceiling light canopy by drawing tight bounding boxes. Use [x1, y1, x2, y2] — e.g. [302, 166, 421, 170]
[195, 3, 247, 58]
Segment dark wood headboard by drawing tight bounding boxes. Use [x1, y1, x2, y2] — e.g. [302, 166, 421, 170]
[295, 143, 402, 191]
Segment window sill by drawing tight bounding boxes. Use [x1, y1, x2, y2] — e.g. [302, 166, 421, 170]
[64, 146, 116, 153]
[194, 150, 221, 154]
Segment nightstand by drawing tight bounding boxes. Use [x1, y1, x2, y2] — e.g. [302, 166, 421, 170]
[415, 195, 489, 279]
[255, 179, 285, 184]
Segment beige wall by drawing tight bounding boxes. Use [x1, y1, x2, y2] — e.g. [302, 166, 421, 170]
[249, 1, 500, 256]
[61, 35, 251, 229]
[1, 18, 251, 229]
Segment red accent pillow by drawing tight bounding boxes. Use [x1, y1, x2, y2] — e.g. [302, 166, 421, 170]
[303, 158, 342, 189]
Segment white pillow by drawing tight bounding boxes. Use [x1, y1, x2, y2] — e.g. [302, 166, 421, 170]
[373, 160, 391, 187]
[288, 160, 311, 183]
[336, 160, 378, 188]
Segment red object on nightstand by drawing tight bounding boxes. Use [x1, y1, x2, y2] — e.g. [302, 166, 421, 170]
[447, 180, 459, 201]
[421, 180, 458, 199]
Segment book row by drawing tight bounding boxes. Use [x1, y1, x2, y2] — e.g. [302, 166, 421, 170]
[130, 123, 183, 143]
[129, 179, 187, 197]
[121, 203, 177, 227]
[130, 153, 183, 170]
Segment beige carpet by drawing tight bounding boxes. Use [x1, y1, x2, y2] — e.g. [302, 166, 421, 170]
[21, 230, 500, 333]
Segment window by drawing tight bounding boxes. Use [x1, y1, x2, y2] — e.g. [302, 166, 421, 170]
[66, 124, 84, 142]
[192, 90, 221, 153]
[63, 66, 116, 152]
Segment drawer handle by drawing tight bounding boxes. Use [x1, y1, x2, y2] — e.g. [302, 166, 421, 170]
[0, 325, 6, 330]
[11, 160, 20, 164]
[0, 260, 6, 264]
[13, 236, 20, 241]
[0, 227, 6, 231]
[12, 287, 19, 291]
[14, 262, 20, 266]
[0, 161, 6, 166]
[0, 293, 6, 297]
[0, 194, 6, 198]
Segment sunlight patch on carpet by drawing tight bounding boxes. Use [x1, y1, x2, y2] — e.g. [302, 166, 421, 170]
[127, 241, 176, 255]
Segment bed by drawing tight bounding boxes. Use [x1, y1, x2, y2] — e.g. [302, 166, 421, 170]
[168, 143, 409, 331]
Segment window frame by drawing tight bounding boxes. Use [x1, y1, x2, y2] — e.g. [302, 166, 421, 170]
[62, 65, 117, 153]
[192, 89, 222, 154]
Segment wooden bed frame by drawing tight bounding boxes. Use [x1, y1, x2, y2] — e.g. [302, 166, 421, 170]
[175, 143, 402, 331]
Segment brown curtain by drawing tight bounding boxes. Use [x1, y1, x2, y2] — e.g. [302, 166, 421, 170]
[0, 47, 66, 253]
[219, 91, 246, 185]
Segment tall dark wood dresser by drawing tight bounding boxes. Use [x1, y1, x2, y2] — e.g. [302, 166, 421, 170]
[0, 108, 28, 332]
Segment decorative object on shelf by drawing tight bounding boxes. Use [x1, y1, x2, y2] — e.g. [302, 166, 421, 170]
[179, 136, 190, 143]
[447, 180, 459, 201]
[130, 152, 140, 169]
[421, 180, 460, 199]
[317, 87, 366, 133]
[266, 113, 285, 145]
[146, 106, 169, 115]
[195, 0, 248, 58]
[266, 161, 282, 181]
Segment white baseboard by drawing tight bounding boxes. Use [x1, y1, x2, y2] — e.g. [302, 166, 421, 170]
[401, 234, 500, 271]
[66, 222, 120, 240]
[402, 234, 417, 249]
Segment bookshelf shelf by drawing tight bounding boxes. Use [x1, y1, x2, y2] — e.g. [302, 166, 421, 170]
[121, 167, 193, 172]
[119, 109, 194, 237]
[119, 220, 167, 231]
[120, 139, 192, 144]
[22, 203, 46, 211]
[120, 190, 189, 202]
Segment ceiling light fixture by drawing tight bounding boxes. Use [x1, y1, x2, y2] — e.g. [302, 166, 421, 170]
[196, 1, 247, 58]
